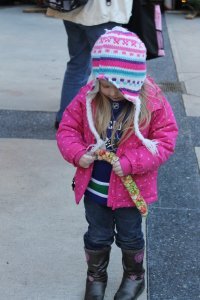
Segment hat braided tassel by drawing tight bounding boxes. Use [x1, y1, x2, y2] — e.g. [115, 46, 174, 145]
[95, 149, 148, 217]
[86, 83, 106, 153]
[134, 98, 158, 155]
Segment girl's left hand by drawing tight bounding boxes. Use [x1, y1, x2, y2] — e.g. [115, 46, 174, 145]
[112, 160, 124, 177]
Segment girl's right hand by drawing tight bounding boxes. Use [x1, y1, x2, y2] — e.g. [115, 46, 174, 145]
[79, 154, 95, 168]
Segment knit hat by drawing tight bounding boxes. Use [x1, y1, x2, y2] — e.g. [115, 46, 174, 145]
[86, 26, 158, 154]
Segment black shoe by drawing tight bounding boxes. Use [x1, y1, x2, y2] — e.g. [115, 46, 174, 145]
[54, 121, 60, 130]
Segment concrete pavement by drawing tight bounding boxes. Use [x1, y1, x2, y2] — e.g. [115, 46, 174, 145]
[0, 5, 199, 300]
[166, 13, 200, 169]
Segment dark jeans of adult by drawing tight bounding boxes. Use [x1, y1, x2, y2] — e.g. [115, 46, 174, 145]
[56, 20, 119, 124]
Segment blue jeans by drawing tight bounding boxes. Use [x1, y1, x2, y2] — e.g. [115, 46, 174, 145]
[56, 20, 118, 122]
[84, 197, 144, 251]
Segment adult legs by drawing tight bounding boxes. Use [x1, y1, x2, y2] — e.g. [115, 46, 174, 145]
[56, 21, 91, 123]
[56, 21, 118, 125]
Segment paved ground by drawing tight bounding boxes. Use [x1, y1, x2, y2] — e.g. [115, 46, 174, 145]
[0, 5, 199, 300]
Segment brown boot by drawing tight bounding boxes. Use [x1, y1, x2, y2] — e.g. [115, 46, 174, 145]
[114, 248, 145, 300]
[84, 247, 111, 300]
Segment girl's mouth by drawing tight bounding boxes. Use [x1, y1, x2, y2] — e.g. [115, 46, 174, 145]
[111, 97, 124, 101]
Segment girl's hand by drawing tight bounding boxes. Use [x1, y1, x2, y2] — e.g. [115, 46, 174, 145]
[79, 154, 95, 168]
[113, 160, 124, 177]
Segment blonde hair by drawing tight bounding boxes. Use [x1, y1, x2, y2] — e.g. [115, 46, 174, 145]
[93, 81, 154, 146]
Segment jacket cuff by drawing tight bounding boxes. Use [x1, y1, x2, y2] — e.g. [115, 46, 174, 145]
[119, 156, 132, 176]
[74, 150, 87, 166]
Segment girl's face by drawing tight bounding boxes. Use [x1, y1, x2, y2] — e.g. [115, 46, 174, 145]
[99, 79, 125, 101]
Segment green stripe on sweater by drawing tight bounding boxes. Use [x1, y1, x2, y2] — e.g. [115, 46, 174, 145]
[88, 180, 108, 195]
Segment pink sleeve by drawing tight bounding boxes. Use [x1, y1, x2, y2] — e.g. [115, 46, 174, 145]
[56, 92, 87, 167]
[120, 97, 178, 175]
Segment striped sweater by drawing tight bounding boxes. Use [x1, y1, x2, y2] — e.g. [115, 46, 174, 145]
[85, 99, 126, 205]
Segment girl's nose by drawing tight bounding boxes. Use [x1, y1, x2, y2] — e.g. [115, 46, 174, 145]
[110, 89, 116, 97]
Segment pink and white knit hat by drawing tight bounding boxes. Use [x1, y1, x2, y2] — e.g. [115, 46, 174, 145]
[86, 26, 158, 154]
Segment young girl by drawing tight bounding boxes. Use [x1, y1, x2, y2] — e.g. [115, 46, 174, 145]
[56, 27, 178, 300]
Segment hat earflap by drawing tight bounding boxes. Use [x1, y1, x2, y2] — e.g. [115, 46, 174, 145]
[134, 97, 158, 155]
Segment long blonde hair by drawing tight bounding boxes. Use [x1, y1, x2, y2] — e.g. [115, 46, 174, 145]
[94, 82, 152, 146]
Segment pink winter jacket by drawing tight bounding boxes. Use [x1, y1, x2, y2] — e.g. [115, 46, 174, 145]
[56, 79, 178, 210]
